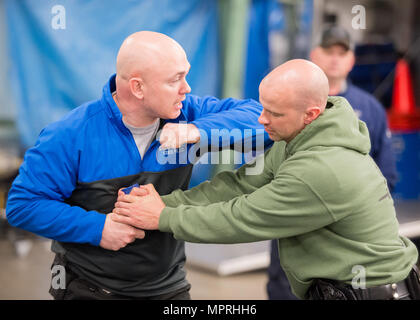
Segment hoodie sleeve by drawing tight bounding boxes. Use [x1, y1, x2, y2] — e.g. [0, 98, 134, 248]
[6, 123, 106, 246]
[159, 173, 335, 244]
[162, 147, 276, 208]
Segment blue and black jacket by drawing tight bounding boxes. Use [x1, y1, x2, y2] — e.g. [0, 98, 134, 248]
[6, 74, 272, 297]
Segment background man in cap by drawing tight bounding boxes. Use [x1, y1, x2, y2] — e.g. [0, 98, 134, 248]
[267, 25, 398, 300]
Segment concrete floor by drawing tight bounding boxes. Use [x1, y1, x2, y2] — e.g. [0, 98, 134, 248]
[0, 238, 268, 300]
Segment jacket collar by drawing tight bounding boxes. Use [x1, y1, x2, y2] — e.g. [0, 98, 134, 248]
[102, 74, 130, 134]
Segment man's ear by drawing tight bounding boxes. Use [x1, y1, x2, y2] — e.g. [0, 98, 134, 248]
[128, 77, 144, 100]
[309, 47, 319, 63]
[346, 50, 356, 73]
[304, 107, 322, 125]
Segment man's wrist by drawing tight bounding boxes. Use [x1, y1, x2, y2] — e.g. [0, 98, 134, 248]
[93, 211, 108, 246]
[161, 191, 181, 208]
[158, 207, 172, 232]
[187, 124, 200, 143]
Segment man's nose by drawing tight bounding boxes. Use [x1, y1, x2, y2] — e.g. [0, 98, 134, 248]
[258, 112, 268, 125]
[330, 54, 341, 64]
[180, 79, 191, 94]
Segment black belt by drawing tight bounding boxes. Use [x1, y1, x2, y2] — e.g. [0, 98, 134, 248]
[307, 267, 420, 300]
[352, 277, 410, 300]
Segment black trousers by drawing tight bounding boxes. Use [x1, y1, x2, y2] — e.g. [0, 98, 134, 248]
[267, 240, 297, 300]
[55, 279, 191, 300]
[49, 254, 191, 300]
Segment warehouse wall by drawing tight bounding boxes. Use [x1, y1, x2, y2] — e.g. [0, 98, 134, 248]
[0, 0, 15, 121]
[0, 0, 18, 147]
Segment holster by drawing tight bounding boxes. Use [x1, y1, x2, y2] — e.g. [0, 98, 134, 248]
[405, 264, 420, 300]
[306, 279, 357, 300]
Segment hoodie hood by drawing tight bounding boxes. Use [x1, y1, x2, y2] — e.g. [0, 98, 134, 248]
[285, 96, 371, 157]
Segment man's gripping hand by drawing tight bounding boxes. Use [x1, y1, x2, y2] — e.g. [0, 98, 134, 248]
[112, 184, 165, 230]
[159, 123, 200, 149]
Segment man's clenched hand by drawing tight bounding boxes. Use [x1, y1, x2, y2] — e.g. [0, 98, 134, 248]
[99, 213, 145, 251]
[159, 123, 200, 149]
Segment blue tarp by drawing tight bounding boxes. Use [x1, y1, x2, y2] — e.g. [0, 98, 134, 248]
[4, 0, 220, 148]
[243, 0, 313, 101]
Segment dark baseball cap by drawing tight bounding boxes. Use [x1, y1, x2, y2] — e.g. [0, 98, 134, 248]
[320, 26, 352, 51]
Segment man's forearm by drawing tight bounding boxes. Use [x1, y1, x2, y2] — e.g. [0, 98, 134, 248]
[6, 195, 106, 246]
[162, 155, 273, 208]
[159, 173, 332, 244]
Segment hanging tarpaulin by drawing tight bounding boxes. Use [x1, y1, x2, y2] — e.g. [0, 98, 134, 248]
[243, 0, 313, 101]
[4, 0, 220, 148]
[243, 0, 272, 101]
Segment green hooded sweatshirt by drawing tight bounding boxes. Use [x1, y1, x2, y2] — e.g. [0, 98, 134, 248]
[159, 96, 418, 299]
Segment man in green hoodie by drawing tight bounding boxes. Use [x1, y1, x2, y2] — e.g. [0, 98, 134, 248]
[111, 59, 420, 300]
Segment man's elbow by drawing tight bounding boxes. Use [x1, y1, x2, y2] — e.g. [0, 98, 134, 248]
[5, 193, 30, 228]
[5, 200, 21, 228]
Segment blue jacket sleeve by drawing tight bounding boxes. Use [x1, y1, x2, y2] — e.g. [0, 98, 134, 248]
[183, 95, 273, 151]
[6, 123, 106, 246]
[368, 100, 398, 191]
